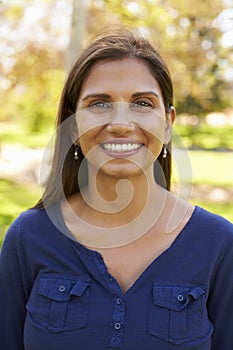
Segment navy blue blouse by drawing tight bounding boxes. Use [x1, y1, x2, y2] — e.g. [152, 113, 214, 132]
[0, 205, 233, 350]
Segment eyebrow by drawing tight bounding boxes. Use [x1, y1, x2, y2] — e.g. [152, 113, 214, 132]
[81, 91, 160, 102]
[131, 91, 160, 99]
[81, 93, 111, 102]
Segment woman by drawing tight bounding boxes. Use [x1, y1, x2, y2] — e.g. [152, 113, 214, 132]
[0, 28, 233, 350]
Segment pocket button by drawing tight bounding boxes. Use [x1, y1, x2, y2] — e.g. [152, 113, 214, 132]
[177, 294, 184, 302]
[58, 285, 66, 292]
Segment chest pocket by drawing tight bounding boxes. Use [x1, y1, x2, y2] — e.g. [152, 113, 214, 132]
[26, 274, 91, 333]
[148, 283, 213, 345]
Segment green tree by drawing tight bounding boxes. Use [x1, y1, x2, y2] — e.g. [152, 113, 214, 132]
[0, 0, 67, 132]
[85, 0, 232, 115]
[0, 0, 232, 135]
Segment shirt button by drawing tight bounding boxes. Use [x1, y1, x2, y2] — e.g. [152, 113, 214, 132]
[116, 297, 122, 305]
[177, 294, 184, 302]
[58, 285, 66, 292]
[114, 322, 121, 330]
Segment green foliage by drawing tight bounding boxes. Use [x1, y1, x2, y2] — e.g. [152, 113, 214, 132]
[175, 122, 233, 150]
[87, 0, 232, 116]
[0, 0, 232, 137]
[0, 67, 65, 133]
[0, 121, 52, 148]
[17, 69, 65, 133]
[0, 1, 65, 132]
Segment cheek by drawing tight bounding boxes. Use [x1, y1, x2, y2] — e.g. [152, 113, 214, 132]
[78, 127, 103, 160]
[78, 133, 94, 155]
[76, 109, 110, 138]
[147, 136, 163, 159]
[140, 114, 166, 144]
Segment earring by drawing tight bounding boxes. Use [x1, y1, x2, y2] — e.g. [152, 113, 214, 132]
[74, 145, 79, 160]
[162, 145, 167, 159]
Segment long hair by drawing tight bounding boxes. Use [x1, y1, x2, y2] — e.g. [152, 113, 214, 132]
[34, 28, 174, 209]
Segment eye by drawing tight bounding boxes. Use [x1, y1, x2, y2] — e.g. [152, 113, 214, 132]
[87, 101, 112, 112]
[130, 99, 154, 112]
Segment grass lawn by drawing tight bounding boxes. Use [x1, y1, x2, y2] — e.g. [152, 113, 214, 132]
[188, 150, 233, 186]
[172, 149, 233, 185]
[172, 150, 233, 223]
[190, 151, 233, 223]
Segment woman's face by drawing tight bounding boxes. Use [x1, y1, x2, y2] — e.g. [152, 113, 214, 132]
[75, 57, 173, 179]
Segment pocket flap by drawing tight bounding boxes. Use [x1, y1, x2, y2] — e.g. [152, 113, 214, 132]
[153, 284, 205, 311]
[70, 280, 90, 297]
[39, 275, 90, 302]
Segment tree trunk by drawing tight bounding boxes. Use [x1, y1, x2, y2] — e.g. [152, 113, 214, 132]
[66, 0, 87, 70]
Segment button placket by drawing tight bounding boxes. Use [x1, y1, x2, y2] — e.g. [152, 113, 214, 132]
[114, 322, 121, 330]
[116, 297, 122, 305]
[109, 296, 125, 347]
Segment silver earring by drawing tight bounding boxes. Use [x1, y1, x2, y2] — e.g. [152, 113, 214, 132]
[162, 145, 167, 159]
[74, 145, 79, 160]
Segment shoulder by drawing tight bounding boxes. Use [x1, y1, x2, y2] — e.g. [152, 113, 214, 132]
[7, 207, 51, 234]
[2, 205, 59, 250]
[191, 206, 233, 247]
[165, 193, 233, 244]
[194, 206, 233, 232]
[1, 209, 43, 250]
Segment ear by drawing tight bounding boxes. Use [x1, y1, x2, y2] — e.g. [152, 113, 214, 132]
[164, 106, 176, 144]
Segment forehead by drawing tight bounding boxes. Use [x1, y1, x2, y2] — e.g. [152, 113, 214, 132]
[80, 58, 162, 95]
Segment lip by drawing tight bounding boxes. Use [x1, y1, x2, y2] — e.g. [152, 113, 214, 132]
[99, 139, 144, 158]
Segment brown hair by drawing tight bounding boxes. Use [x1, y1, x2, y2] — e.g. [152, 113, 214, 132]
[35, 27, 174, 209]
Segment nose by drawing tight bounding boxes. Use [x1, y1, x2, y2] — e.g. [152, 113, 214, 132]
[106, 122, 135, 135]
[106, 103, 136, 134]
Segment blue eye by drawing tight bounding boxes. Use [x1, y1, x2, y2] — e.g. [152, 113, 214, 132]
[88, 101, 112, 110]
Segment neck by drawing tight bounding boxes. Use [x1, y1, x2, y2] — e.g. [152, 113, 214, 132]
[62, 164, 170, 249]
[79, 165, 164, 226]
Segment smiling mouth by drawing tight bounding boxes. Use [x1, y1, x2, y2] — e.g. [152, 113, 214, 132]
[100, 142, 143, 153]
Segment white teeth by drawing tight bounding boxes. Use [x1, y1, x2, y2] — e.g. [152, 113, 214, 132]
[102, 143, 141, 152]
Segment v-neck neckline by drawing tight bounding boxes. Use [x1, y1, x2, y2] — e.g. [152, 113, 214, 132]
[119, 206, 201, 296]
[53, 201, 200, 254]
[51, 202, 201, 296]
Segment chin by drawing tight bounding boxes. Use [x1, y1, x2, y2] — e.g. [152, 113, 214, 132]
[99, 162, 146, 179]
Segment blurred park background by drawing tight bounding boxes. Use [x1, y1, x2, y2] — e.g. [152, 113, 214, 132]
[0, 0, 233, 246]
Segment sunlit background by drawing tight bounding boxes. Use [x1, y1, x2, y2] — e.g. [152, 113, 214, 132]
[0, 0, 233, 245]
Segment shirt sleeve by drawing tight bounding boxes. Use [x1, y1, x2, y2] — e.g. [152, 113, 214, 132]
[208, 240, 233, 350]
[0, 217, 33, 350]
